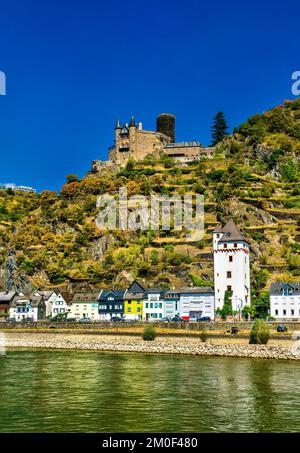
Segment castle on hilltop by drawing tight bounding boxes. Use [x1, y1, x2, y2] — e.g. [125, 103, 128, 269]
[92, 113, 215, 171]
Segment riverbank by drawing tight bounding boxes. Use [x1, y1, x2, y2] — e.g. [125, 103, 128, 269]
[4, 332, 300, 360]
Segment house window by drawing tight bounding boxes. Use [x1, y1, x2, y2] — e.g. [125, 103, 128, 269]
[145, 303, 149, 308]
[128, 307, 131, 313]
[137, 308, 140, 312]
[283, 310, 286, 315]
[291, 309, 294, 316]
[229, 256, 233, 262]
[224, 244, 227, 249]
[227, 271, 232, 278]
[275, 309, 278, 315]
[217, 234, 220, 238]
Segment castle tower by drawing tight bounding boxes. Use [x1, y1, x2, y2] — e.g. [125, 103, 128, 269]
[156, 113, 175, 143]
[213, 220, 250, 312]
[129, 115, 136, 159]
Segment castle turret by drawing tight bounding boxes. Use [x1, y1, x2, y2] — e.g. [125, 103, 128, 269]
[129, 115, 136, 127]
[115, 118, 122, 143]
[129, 116, 137, 158]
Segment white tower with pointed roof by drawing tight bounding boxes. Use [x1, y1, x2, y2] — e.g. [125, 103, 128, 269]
[213, 220, 250, 312]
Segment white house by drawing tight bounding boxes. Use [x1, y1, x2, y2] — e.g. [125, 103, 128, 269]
[9, 295, 46, 321]
[142, 289, 165, 321]
[179, 287, 215, 321]
[70, 291, 100, 321]
[164, 290, 180, 319]
[51, 293, 71, 318]
[213, 220, 250, 312]
[270, 282, 300, 319]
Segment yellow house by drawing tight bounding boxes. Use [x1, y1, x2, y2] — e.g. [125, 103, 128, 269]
[123, 280, 147, 321]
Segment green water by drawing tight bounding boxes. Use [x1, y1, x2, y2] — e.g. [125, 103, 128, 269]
[1, 350, 300, 432]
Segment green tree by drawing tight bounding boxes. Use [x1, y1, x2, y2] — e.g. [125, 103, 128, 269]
[249, 319, 270, 344]
[217, 290, 233, 320]
[66, 174, 79, 184]
[211, 112, 229, 146]
[150, 250, 159, 265]
[143, 324, 157, 341]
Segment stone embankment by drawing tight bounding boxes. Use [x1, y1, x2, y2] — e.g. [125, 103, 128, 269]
[4, 332, 300, 360]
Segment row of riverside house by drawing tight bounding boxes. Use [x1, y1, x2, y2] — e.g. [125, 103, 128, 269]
[0, 282, 214, 322]
[0, 221, 299, 322]
[2, 280, 300, 322]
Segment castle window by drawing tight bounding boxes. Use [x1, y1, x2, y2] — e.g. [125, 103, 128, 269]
[227, 271, 232, 279]
[229, 256, 233, 262]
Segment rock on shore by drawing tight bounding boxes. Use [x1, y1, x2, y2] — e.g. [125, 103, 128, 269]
[4, 332, 300, 360]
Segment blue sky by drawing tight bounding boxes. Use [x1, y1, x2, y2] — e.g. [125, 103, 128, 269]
[0, 0, 299, 192]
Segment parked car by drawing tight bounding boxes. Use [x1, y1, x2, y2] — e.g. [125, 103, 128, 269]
[79, 318, 91, 323]
[197, 316, 212, 322]
[172, 315, 188, 322]
[161, 317, 172, 322]
[5, 318, 16, 323]
[111, 316, 125, 323]
[231, 326, 239, 334]
[277, 324, 288, 332]
[66, 318, 77, 323]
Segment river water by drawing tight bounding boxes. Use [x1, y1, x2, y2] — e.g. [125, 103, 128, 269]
[1, 350, 300, 432]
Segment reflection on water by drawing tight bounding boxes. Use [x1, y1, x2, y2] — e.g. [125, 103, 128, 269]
[1, 350, 300, 432]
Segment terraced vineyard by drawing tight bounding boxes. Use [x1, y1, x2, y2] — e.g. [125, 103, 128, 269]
[0, 99, 299, 300]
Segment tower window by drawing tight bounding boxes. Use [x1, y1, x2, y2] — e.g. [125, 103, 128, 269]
[227, 271, 232, 278]
[229, 256, 233, 262]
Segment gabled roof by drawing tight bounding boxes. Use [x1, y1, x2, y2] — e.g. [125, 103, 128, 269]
[215, 220, 249, 243]
[71, 291, 99, 302]
[11, 295, 45, 307]
[98, 289, 126, 301]
[35, 290, 55, 300]
[124, 280, 147, 298]
[0, 291, 17, 303]
[270, 282, 300, 295]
